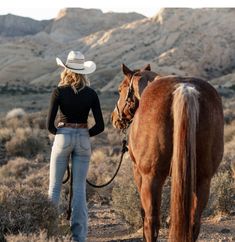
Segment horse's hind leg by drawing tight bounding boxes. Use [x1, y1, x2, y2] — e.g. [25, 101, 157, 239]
[193, 178, 211, 241]
[140, 174, 166, 242]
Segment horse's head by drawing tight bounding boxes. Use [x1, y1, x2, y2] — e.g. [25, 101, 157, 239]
[111, 63, 157, 130]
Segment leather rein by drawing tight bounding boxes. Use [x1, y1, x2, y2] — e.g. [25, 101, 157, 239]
[62, 136, 128, 220]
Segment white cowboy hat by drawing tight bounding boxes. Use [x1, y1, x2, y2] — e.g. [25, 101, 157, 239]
[56, 51, 96, 74]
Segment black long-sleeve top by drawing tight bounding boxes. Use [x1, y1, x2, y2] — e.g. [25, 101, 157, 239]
[47, 85, 104, 137]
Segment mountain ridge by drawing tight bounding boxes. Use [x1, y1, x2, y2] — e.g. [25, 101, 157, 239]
[0, 14, 51, 37]
[0, 8, 235, 92]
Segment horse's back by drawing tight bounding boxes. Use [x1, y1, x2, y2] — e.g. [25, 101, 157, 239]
[129, 75, 223, 177]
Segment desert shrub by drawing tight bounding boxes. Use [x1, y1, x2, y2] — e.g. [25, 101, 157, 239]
[207, 170, 234, 215]
[2, 110, 47, 131]
[6, 231, 49, 242]
[0, 184, 58, 237]
[23, 164, 49, 192]
[5, 108, 26, 120]
[34, 153, 48, 163]
[224, 120, 235, 143]
[0, 157, 45, 181]
[111, 157, 142, 230]
[160, 178, 171, 228]
[0, 233, 6, 242]
[107, 128, 123, 147]
[6, 230, 71, 242]
[0, 128, 12, 143]
[224, 109, 235, 124]
[88, 148, 120, 186]
[4, 116, 31, 130]
[222, 130, 235, 174]
[5, 127, 45, 158]
[112, 177, 142, 230]
[27, 111, 47, 130]
[231, 160, 235, 179]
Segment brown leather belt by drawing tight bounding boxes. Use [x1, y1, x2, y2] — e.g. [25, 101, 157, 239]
[57, 122, 88, 129]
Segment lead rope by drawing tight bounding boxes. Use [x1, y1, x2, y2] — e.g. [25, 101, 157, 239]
[63, 135, 128, 220]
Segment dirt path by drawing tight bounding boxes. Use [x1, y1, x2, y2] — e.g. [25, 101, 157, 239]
[87, 203, 235, 242]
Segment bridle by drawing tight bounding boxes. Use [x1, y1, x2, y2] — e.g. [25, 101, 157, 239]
[116, 74, 139, 129]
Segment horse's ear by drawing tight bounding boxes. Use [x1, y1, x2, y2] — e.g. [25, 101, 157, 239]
[122, 63, 133, 76]
[142, 64, 151, 71]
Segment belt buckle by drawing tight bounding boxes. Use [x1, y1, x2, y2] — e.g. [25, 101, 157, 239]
[75, 123, 78, 128]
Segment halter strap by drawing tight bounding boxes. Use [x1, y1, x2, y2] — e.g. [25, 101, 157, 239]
[116, 73, 138, 128]
[125, 74, 136, 101]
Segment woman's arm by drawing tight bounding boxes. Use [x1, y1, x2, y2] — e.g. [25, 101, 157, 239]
[89, 91, 104, 137]
[47, 88, 59, 135]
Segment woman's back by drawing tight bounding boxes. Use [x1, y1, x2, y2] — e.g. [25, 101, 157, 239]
[56, 86, 99, 123]
[47, 85, 104, 136]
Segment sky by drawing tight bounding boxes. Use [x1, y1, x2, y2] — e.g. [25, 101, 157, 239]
[0, 0, 235, 20]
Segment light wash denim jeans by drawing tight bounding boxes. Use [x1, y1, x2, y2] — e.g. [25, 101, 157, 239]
[48, 127, 91, 242]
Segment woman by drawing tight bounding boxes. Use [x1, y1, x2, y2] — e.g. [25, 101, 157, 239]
[47, 51, 104, 242]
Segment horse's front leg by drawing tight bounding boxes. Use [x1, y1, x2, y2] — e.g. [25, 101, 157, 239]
[140, 173, 166, 242]
[132, 164, 145, 228]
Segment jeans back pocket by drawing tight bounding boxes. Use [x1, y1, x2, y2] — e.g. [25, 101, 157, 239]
[80, 135, 91, 150]
[53, 133, 71, 149]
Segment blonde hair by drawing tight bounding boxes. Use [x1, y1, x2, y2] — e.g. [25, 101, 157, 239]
[58, 69, 90, 93]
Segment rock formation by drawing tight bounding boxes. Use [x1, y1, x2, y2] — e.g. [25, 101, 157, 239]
[0, 8, 234, 93]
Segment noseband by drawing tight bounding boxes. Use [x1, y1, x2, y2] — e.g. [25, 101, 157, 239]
[116, 74, 138, 128]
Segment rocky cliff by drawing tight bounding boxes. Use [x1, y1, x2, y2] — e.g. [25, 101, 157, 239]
[0, 8, 234, 92]
[0, 14, 50, 37]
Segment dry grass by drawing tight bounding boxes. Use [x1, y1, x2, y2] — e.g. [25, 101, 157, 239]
[220, 120, 235, 174]
[206, 119, 235, 216]
[224, 120, 235, 143]
[0, 97, 234, 240]
[0, 128, 12, 143]
[111, 156, 142, 230]
[0, 184, 58, 237]
[6, 230, 71, 242]
[160, 178, 171, 228]
[23, 164, 49, 192]
[1, 110, 47, 130]
[5, 127, 46, 158]
[0, 111, 50, 160]
[5, 108, 26, 120]
[0, 157, 44, 181]
[88, 148, 119, 185]
[208, 170, 234, 216]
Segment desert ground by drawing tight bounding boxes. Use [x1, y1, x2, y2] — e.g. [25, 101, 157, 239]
[0, 86, 234, 242]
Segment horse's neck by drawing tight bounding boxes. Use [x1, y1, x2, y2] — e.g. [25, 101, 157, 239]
[147, 71, 159, 83]
[136, 71, 159, 99]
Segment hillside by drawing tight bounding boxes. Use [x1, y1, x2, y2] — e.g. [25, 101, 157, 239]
[0, 14, 50, 37]
[0, 8, 235, 92]
[48, 8, 145, 42]
[0, 8, 145, 86]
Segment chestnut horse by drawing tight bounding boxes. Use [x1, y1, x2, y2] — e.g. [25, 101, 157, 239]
[111, 64, 224, 242]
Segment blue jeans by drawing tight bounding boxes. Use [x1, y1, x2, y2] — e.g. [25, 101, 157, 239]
[48, 127, 91, 242]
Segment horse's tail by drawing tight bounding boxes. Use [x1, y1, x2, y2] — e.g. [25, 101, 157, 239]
[169, 83, 200, 242]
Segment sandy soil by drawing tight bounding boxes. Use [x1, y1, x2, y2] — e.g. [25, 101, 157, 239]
[87, 203, 235, 242]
